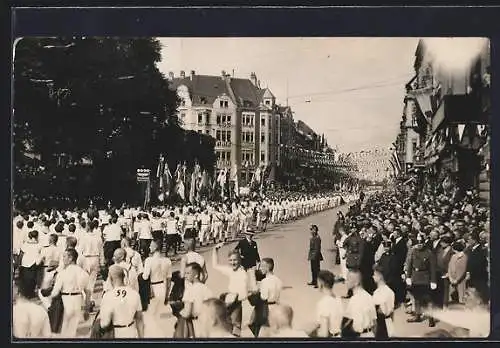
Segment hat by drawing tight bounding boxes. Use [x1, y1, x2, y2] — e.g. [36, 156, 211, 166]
[244, 228, 256, 235]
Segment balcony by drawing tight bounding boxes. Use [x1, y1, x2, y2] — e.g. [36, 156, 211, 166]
[216, 121, 232, 128]
[216, 160, 232, 168]
[216, 141, 232, 148]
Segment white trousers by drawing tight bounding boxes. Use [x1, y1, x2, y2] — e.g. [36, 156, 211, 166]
[60, 294, 83, 338]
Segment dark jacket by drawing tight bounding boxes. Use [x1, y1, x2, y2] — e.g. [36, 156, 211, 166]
[391, 237, 408, 275]
[466, 245, 488, 287]
[406, 246, 437, 285]
[235, 238, 261, 269]
[308, 235, 323, 261]
[343, 233, 365, 269]
[436, 246, 453, 275]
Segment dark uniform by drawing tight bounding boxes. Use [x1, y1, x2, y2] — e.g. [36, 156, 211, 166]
[234, 235, 260, 271]
[406, 244, 437, 324]
[343, 227, 365, 271]
[308, 234, 323, 286]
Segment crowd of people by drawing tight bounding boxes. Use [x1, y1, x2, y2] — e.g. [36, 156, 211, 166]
[12, 181, 489, 339]
[330, 185, 490, 337]
[12, 189, 355, 339]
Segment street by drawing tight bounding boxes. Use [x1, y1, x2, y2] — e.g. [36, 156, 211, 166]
[74, 204, 454, 339]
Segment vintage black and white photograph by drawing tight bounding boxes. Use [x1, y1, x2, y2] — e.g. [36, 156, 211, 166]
[11, 37, 491, 339]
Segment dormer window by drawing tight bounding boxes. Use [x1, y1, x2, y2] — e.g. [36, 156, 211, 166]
[200, 97, 207, 104]
[220, 100, 229, 108]
[265, 100, 270, 106]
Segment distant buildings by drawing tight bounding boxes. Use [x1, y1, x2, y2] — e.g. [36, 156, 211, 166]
[169, 71, 280, 186]
[170, 70, 338, 188]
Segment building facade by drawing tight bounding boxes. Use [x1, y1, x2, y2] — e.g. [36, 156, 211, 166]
[398, 39, 490, 202]
[169, 71, 280, 186]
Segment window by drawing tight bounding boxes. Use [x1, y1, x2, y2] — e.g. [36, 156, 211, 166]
[198, 113, 203, 124]
[205, 130, 210, 134]
[200, 97, 207, 104]
[250, 133, 254, 143]
[261, 117, 266, 127]
[181, 100, 186, 106]
[226, 131, 231, 142]
[220, 100, 224, 108]
[216, 130, 221, 141]
[224, 101, 228, 108]
[261, 133, 265, 143]
[265, 100, 270, 106]
[227, 115, 231, 124]
[217, 152, 221, 160]
[222, 114, 226, 123]
[216, 114, 221, 124]
[261, 153, 265, 161]
[226, 152, 231, 162]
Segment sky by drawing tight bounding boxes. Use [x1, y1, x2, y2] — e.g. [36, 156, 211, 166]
[157, 38, 420, 153]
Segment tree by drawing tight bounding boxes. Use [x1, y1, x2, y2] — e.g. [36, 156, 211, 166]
[13, 37, 213, 208]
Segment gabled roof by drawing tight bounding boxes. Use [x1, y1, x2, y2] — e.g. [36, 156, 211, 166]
[229, 78, 261, 107]
[261, 88, 275, 100]
[170, 75, 232, 106]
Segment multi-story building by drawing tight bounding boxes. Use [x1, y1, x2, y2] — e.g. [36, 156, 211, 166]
[350, 149, 392, 183]
[403, 39, 490, 198]
[169, 71, 280, 185]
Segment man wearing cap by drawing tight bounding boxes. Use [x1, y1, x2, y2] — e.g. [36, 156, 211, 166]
[343, 222, 365, 273]
[234, 229, 261, 272]
[405, 233, 437, 326]
[307, 225, 323, 288]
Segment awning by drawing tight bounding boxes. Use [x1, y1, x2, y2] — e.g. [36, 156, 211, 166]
[432, 94, 486, 133]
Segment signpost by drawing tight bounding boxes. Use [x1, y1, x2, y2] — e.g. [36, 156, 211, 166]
[136, 168, 151, 209]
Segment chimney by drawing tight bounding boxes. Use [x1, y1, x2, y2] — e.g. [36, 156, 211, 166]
[190, 70, 195, 80]
[180, 70, 185, 79]
[168, 72, 174, 81]
[250, 72, 258, 86]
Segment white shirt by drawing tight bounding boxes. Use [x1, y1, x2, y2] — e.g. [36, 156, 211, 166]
[79, 232, 103, 258]
[151, 218, 163, 231]
[51, 263, 90, 295]
[138, 221, 153, 240]
[125, 247, 144, 275]
[20, 242, 42, 267]
[39, 245, 61, 269]
[100, 285, 142, 338]
[182, 282, 213, 317]
[104, 223, 122, 242]
[143, 254, 172, 283]
[212, 263, 248, 301]
[372, 284, 395, 317]
[166, 219, 178, 235]
[260, 274, 283, 303]
[345, 287, 377, 333]
[13, 300, 52, 338]
[316, 294, 343, 336]
[271, 328, 309, 338]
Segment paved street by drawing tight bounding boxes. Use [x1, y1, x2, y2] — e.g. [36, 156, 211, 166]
[69, 203, 456, 338]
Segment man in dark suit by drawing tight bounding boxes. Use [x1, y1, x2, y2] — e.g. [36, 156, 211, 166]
[465, 233, 489, 304]
[434, 235, 454, 308]
[234, 229, 261, 271]
[390, 228, 408, 307]
[307, 224, 323, 288]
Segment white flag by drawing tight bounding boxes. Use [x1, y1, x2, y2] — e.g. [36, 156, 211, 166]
[458, 124, 466, 141]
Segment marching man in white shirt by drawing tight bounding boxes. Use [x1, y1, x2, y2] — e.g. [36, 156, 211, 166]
[307, 270, 343, 338]
[13, 282, 52, 338]
[179, 262, 213, 337]
[142, 240, 172, 318]
[212, 243, 248, 337]
[372, 264, 396, 338]
[99, 265, 145, 338]
[43, 249, 91, 338]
